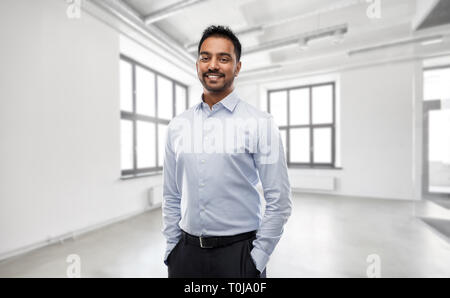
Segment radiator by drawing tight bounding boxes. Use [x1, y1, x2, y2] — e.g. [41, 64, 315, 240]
[148, 184, 163, 207]
[290, 175, 336, 191]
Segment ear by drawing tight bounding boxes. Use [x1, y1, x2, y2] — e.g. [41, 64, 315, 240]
[235, 61, 242, 77]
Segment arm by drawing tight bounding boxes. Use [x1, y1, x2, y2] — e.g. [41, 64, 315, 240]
[251, 116, 292, 273]
[162, 125, 182, 265]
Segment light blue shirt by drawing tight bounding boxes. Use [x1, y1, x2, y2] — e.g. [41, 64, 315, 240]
[162, 89, 292, 273]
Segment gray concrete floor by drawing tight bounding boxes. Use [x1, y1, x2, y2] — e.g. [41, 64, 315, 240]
[1, 193, 450, 278]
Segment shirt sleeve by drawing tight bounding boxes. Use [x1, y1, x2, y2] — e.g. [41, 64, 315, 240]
[162, 124, 182, 266]
[251, 115, 293, 273]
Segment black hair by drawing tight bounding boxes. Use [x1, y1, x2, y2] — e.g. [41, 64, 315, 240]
[198, 25, 242, 62]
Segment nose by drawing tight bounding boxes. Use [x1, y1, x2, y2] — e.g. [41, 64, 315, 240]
[208, 57, 219, 72]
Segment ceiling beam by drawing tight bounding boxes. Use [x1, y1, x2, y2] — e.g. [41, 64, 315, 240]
[184, 25, 264, 52]
[412, 0, 441, 31]
[90, 0, 195, 64]
[144, 0, 211, 25]
[183, 0, 363, 51]
[238, 50, 450, 85]
[348, 35, 444, 56]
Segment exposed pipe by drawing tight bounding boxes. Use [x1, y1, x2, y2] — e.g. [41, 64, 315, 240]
[244, 24, 348, 55]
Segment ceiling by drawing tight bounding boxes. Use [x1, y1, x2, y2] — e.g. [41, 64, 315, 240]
[417, 0, 450, 30]
[92, 0, 450, 83]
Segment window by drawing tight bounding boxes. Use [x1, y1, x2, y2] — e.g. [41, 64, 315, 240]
[119, 55, 189, 177]
[424, 67, 450, 101]
[267, 82, 336, 168]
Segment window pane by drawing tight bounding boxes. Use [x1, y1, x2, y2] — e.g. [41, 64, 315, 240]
[137, 121, 156, 168]
[175, 85, 186, 116]
[269, 91, 287, 126]
[158, 124, 168, 167]
[290, 128, 310, 163]
[120, 60, 133, 112]
[428, 110, 450, 193]
[158, 76, 173, 119]
[312, 85, 333, 124]
[120, 120, 133, 170]
[424, 68, 450, 101]
[290, 88, 309, 125]
[313, 127, 332, 163]
[136, 66, 155, 117]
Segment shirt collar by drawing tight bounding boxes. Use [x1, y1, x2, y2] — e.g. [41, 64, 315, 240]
[197, 89, 240, 113]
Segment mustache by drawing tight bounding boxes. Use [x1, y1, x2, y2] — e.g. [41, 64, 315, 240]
[204, 71, 225, 77]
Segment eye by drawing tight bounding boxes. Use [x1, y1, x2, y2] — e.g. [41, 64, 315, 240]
[200, 56, 209, 62]
[220, 58, 230, 63]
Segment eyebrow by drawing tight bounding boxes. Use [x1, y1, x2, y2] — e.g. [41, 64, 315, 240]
[199, 51, 232, 58]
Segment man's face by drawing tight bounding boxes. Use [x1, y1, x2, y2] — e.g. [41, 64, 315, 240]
[196, 36, 241, 93]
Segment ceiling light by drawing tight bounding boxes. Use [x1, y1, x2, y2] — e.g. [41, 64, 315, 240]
[421, 37, 443, 46]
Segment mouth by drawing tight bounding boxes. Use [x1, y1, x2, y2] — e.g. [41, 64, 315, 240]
[204, 73, 224, 82]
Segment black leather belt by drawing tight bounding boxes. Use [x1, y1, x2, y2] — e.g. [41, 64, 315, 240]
[182, 230, 256, 249]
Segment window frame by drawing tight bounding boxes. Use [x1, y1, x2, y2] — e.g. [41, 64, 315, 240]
[423, 65, 450, 101]
[268, 82, 336, 169]
[120, 54, 189, 177]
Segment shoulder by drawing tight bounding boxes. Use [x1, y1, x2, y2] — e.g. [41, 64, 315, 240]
[235, 98, 273, 121]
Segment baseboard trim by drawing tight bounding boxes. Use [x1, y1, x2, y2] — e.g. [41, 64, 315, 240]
[0, 203, 162, 262]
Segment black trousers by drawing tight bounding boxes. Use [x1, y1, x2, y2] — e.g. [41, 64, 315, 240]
[167, 232, 266, 278]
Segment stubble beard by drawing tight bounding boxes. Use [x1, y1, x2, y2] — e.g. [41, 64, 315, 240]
[200, 74, 234, 93]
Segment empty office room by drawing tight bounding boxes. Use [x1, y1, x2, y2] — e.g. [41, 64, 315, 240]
[1, 0, 450, 279]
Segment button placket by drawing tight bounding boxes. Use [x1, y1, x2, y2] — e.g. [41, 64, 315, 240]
[198, 153, 206, 232]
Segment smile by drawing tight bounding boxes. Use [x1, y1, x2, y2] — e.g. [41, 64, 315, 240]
[205, 74, 224, 80]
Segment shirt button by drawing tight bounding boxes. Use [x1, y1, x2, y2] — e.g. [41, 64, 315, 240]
[199, 183, 205, 187]
[200, 159, 205, 163]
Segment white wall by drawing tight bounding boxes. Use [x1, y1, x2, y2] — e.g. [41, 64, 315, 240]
[337, 61, 415, 199]
[0, 0, 424, 259]
[238, 60, 420, 200]
[0, 0, 190, 259]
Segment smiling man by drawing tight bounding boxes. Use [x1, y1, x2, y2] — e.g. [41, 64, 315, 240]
[162, 25, 292, 278]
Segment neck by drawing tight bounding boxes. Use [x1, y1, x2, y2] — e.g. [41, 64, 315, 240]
[203, 87, 234, 109]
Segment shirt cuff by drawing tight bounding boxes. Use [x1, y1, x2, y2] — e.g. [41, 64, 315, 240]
[163, 241, 179, 266]
[250, 246, 270, 274]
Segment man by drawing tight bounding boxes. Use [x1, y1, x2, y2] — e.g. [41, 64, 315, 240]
[162, 25, 292, 278]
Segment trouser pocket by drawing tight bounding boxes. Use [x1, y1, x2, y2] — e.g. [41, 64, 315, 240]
[167, 238, 182, 266]
[245, 237, 260, 278]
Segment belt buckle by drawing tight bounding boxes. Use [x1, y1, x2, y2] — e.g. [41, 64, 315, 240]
[199, 236, 212, 248]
